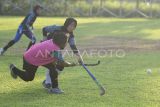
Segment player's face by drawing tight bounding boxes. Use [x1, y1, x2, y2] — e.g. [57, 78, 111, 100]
[67, 22, 76, 33]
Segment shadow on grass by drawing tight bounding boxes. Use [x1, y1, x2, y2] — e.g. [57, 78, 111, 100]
[0, 81, 62, 107]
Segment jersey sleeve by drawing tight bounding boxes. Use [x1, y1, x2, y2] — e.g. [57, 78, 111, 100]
[42, 25, 61, 37]
[68, 35, 79, 54]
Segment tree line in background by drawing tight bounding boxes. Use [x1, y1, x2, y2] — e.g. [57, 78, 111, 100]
[1, 0, 160, 18]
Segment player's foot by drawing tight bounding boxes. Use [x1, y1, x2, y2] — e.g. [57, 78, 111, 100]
[9, 64, 17, 79]
[42, 80, 52, 89]
[0, 48, 4, 55]
[49, 88, 64, 94]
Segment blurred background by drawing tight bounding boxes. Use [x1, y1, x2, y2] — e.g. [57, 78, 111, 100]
[0, 0, 160, 18]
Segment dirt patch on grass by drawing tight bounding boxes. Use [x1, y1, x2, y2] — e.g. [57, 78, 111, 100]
[75, 36, 160, 53]
[3, 36, 160, 56]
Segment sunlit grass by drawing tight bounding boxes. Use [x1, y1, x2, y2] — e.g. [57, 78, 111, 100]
[0, 17, 160, 107]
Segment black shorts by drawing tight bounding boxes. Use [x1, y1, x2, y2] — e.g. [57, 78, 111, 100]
[23, 57, 38, 71]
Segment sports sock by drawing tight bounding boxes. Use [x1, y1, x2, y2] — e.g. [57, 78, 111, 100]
[45, 70, 51, 84]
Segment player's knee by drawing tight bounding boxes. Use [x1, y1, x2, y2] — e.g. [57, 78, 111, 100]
[13, 38, 20, 43]
[24, 75, 34, 82]
[13, 32, 22, 42]
[24, 78, 34, 82]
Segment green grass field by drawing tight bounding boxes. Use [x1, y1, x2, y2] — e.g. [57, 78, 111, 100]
[1, 17, 160, 107]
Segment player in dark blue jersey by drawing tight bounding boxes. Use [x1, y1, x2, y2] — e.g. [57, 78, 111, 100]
[0, 5, 43, 55]
[41, 18, 84, 91]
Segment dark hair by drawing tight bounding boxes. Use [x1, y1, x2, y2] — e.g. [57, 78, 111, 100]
[52, 31, 67, 49]
[63, 17, 77, 32]
[33, 4, 43, 15]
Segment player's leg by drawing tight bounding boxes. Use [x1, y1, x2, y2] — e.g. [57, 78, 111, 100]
[9, 58, 38, 81]
[43, 63, 64, 94]
[42, 69, 52, 89]
[0, 26, 23, 55]
[42, 64, 64, 89]
[24, 30, 36, 50]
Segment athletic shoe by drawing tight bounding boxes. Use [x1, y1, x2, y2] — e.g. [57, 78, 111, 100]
[49, 88, 64, 94]
[0, 48, 4, 55]
[9, 64, 17, 79]
[42, 80, 52, 89]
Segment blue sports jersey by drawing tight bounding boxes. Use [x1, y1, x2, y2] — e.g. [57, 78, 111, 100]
[21, 11, 37, 30]
[43, 25, 79, 53]
[13, 11, 37, 43]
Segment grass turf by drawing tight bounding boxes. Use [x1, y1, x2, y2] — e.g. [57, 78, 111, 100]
[0, 17, 160, 107]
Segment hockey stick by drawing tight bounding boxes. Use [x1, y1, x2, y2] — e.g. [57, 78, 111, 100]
[81, 63, 105, 96]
